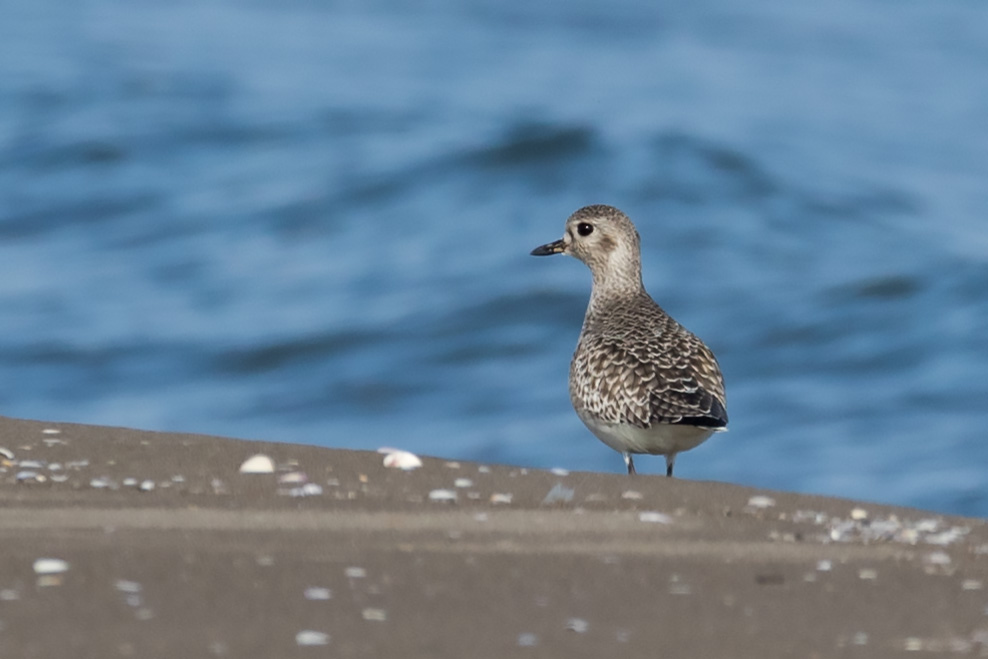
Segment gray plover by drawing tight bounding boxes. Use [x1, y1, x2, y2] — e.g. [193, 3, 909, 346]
[531, 204, 728, 476]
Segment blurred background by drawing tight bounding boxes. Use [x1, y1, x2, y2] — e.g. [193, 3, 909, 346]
[1, 0, 987, 516]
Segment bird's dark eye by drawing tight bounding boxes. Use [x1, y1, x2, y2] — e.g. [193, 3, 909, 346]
[577, 222, 594, 236]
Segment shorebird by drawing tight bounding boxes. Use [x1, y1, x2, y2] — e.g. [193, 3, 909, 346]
[531, 204, 728, 476]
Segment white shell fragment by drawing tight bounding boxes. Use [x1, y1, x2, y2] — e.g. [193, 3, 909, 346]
[362, 608, 388, 621]
[295, 631, 330, 646]
[378, 447, 423, 471]
[115, 580, 142, 593]
[300, 483, 323, 496]
[925, 527, 970, 546]
[639, 511, 673, 524]
[850, 507, 869, 520]
[490, 493, 513, 505]
[239, 454, 275, 474]
[0, 447, 13, 460]
[453, 478, 473, 488]
[281, 483, 324, 498]
[566, 618, 589, 633]
[541, 483, 575, 505]
[517, 633, 539, 647]
[33, 558, 70, 575]
[550, 468, 570, 476]
[747, 495, 776, 509]
[304, 587, 332, 600]
[428, 489, 457, 503]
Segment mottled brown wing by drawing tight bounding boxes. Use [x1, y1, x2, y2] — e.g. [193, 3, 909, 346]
[571, 322, 727, 430]
[647, 330, 728, 428]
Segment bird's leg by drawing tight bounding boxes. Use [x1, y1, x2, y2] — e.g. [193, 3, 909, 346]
[624, 453, 636, 475]
[665, 454, 675, 478]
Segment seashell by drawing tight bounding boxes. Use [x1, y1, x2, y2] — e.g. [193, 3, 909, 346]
[239, 454, 275, 474]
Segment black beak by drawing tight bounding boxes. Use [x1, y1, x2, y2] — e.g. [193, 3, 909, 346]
[530, 239, 566, 256]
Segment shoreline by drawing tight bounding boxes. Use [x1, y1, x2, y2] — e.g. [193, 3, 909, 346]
[0, 414, 985, 657]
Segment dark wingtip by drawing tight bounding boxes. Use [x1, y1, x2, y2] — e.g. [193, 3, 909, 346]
[675, 398, 728, 429]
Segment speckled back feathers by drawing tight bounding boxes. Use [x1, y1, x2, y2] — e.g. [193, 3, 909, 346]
[569, 291, 727, 430]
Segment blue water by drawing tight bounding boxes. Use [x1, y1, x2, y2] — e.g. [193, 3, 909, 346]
[2, 0, 988, 516]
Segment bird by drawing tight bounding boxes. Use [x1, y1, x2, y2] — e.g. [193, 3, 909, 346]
[530, 204, 727, 476]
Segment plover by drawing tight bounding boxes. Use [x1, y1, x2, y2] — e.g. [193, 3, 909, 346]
[531, 204, 728, 476]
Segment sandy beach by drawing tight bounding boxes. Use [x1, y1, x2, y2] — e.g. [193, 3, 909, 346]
[0, 414, 984, 657]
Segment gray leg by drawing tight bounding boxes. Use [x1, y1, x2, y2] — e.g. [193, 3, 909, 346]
[665, 454, 675, 478]
[624, 453, 636, 475]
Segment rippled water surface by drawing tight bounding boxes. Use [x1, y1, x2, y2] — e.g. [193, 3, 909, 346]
[2, 0, 988, 515]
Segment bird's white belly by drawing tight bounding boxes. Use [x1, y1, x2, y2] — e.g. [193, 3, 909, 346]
[576, 409, 716, 456]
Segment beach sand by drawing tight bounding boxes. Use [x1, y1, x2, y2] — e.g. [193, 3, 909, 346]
[0, 415, 984, 657]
